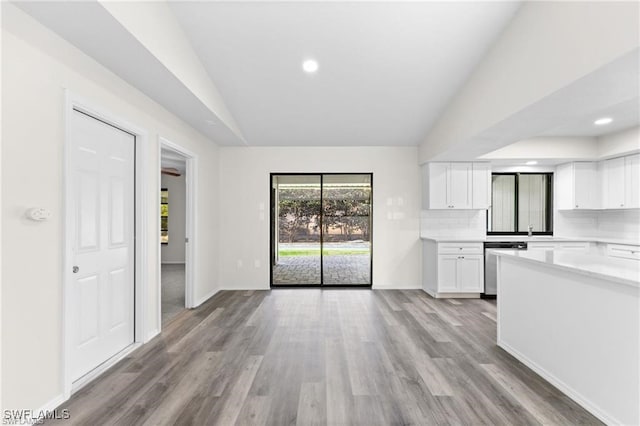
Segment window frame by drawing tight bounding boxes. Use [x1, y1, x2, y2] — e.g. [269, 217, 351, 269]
[487, 172, 554, 236]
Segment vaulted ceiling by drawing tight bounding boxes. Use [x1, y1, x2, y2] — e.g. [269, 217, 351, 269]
[15, 1, 521, 147]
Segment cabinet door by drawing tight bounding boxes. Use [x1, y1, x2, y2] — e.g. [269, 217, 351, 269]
[457, 255, 484, 292]
[555, 163, 573, 210]
[624, 154, 640, 209]
[437, 255, 458, 292]
[428, 163, 449, 209]
[449, 163, 472, 209]
[574, 162, 599, 209]
[604, 157, 626, 209]
[472, 163, 491, 209]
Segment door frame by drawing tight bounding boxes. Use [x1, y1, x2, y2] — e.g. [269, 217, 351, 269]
[158, 137, 198, 323]
[269, 172, 373, 288]
[62, 91, 150, 399]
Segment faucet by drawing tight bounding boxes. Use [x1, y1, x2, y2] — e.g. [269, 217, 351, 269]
[528, 224, 533, 237]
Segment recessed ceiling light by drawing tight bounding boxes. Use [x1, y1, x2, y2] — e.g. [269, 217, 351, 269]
[302, 59, 319, 73]
[526, 160, 538, 165]
[594, 117, 613, 126]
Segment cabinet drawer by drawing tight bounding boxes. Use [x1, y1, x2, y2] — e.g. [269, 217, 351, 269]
[607, 244, 640, 260]
[527, 242, 556, 250]
[557, 242, 590, 251]
[438, 242, 483, 254]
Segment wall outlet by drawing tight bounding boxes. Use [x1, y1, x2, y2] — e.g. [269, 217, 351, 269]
[254, 260, 261, 268]
[237, 260, 243, 269]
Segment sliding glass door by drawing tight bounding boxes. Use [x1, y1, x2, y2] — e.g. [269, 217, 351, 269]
[321, 175, 371, 285]
[270, 173, 372, 287]
[271, 175, 322, 285]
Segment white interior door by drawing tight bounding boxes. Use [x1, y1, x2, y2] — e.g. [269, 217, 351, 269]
[69, 109, 135, 382]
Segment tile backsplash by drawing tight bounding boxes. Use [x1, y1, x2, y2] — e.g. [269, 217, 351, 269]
[594, 210, 640, 241]
[420, 210, 486, 239]
[555, 209, 640, 242]
[421, 208, 639, 242]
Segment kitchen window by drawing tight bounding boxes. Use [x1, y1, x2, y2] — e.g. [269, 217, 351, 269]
[487, 173, 553, 235]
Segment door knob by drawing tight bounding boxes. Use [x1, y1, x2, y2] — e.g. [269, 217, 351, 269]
[72, 266, 79, 273]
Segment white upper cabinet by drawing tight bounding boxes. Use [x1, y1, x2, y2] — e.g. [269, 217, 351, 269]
[472, 162, 491, 209]
[624, 154, 640, 209]
[423, 162, 488, 210]
[556, 154, 639, 211]
[556, 162, 600, 210]
[601, 155, 639, 209]
[423, 162, 449, 209]
[448, 163, 472, 209]
[603, 157, 626, 209]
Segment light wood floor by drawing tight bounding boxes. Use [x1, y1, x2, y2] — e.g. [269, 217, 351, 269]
[50, 290, 601, 425]
[161, 263, 186, 326]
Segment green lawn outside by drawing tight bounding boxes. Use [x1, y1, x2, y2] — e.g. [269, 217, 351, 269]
[279, 248, 370, 257]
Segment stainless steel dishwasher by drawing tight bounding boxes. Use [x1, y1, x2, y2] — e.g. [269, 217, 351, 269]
[483, 241, 527, 297]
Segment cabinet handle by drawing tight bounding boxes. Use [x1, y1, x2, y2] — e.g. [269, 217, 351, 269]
[621, 204, 624, 207]
[575, 205, 579, 208]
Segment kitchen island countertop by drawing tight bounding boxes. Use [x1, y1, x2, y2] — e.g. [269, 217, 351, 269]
[489, 248, 640, 287]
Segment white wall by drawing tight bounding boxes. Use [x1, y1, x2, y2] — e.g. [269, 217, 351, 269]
[598, 126, 640, 159]
[480, 137, 598, 161]
[219, 147, 421, 290]
[161, 174, 186, 263]
[482, 126, 640, 162]
[1, 4, 220, 412]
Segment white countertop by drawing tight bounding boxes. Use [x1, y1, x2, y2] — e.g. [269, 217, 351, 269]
[420, 235, 640, 245]
[421, 236, 485, 242]
[561, 236, 640, 245]
[490, 249, 640, 287]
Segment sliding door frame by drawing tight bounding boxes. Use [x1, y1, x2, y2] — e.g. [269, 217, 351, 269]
[269, 172, 373, 288]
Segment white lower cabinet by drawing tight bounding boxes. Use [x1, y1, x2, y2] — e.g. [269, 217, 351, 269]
[437, 255, 459, 292]
[423, 241, 484, 298]
[458, 254, 484, 292]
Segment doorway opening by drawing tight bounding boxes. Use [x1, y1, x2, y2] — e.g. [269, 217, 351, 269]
[160, 150, 186, 325]
[270, 173, 372, 287]
[159, 139, 197, 327]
